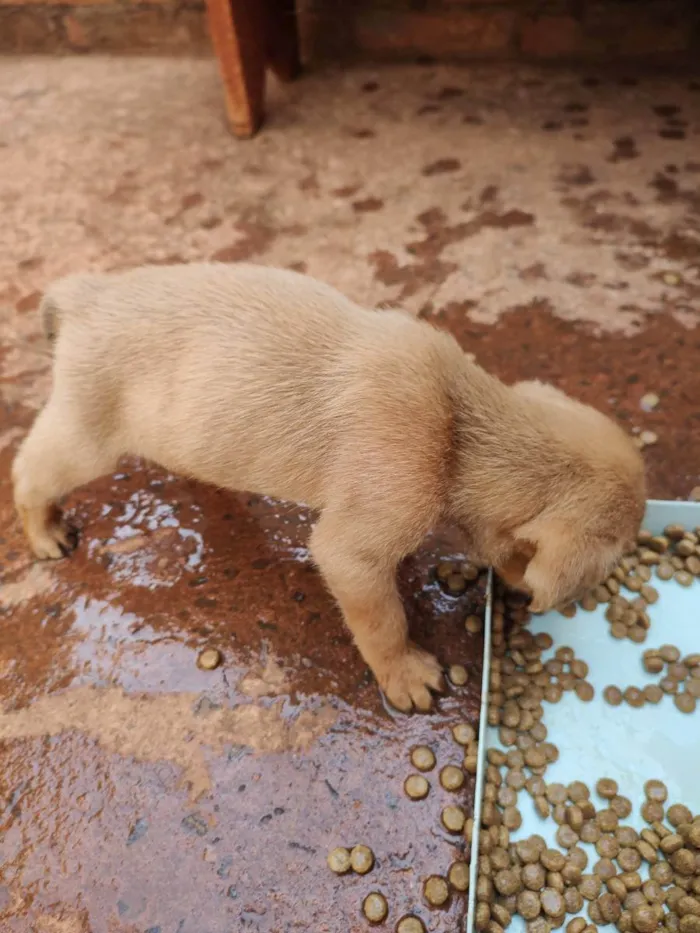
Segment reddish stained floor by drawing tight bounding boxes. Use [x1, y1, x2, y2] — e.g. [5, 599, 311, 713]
[0, 58, 699, 933]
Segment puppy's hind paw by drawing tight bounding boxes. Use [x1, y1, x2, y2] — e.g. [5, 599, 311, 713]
[22, 506, 77, 560]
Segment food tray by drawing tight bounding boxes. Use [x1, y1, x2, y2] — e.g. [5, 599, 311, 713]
[467, 500, 700, 933]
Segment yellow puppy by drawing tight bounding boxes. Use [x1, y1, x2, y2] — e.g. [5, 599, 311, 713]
[12, 263, 646, 711]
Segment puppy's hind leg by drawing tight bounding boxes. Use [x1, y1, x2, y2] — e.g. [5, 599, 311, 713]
[12, 397, 119, 560]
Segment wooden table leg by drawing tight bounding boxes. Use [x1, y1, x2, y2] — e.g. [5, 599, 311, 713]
[265, 0, 302, 83]
[205, 0, 266, 138]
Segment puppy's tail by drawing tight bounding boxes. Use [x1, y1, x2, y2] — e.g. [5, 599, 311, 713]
[40, 273, 104, 345]
[40, 293, 61, 343]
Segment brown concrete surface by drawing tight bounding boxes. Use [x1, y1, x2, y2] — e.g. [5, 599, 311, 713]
[0, 58, 699, 932]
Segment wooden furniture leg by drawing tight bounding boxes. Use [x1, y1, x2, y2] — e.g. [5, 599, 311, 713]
[205, 0, 301, 137]
[205, 0, 266, 138]
[265, 0, 302, 83]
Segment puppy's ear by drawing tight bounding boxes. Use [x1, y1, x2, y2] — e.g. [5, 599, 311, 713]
[496, 538, 537, 590]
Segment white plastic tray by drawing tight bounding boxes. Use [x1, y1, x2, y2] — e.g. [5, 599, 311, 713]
[467, 500, 700, 933]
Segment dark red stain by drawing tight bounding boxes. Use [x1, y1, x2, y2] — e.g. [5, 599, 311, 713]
[352, 197, 384, 213]
[422, 158, 461, 177]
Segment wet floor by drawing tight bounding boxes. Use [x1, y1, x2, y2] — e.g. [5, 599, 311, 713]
[0, 456, 485, 932]
[0, 58, 699, 932]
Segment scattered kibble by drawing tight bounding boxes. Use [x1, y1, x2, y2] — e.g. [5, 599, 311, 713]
[197, 647, 222, 670]
[448, 664, 469, 686]
[448, 860, 470, 891]
[396, 916, 426, 933]
[440, 765, 465, 792]
[410, 746, 436, 772]
[350, 844, 374, 874]
[404, 774, 430, 800]
[452, 722, 476, 745]
[441, 805, 466, 833]
[327, 847, 352, 874]
[465, 614, 483, 634]
[363, 891, 389, 924]
[423, 874, 450, 907]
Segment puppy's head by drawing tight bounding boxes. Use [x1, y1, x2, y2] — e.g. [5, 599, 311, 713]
[492, 381, 646, 612]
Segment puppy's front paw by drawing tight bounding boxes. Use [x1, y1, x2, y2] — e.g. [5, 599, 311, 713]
[378, 644, 444, 713]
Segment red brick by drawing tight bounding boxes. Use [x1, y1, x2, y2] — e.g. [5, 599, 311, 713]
[355, 10, 517, 59]
[0, 7, 62, 50]
[583, 3, 689, 57]
[520, 14, 582, 59]
[61, 5, 208, 51]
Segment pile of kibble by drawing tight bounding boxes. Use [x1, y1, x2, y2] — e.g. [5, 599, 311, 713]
[474, 522, 699, 933]
[326, 522, 698, 931]
[567, 525, 699, 649]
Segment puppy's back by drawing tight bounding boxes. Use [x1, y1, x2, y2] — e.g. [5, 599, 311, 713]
[40, 263, 462, 507]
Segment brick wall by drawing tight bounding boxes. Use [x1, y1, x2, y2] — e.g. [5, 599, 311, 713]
[1, 0, 698, 61]
[301, 0, 700, 65]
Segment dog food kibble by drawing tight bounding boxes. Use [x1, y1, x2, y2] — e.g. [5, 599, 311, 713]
[580, 875, 603, 900]
[350, 845, 374, 874]
[404, 775, 430, 800]
[604, 685, 624, 706]
[661, 676, 679, 695]
[575, 681, 595, 702]
[596, 778, 618, 799]
[668, 662, 689, 681]
[643, 684, 664, 704]
[440, 765, 465, 792]
[632, 905, 659, 933]
[517, 890, 542, 920]
[599, 892, 623, 923]
[327, 847, 352, 874]
[667, 804, 693, 826]
[660, 645, 681, 663]
[675, 692, 697, 714]
[363, 892, 389, 923]
[436, 561, 455, 582]
[641, 800, 665, 823]
[495, 869, 521, 896]
[452, 723, 476, 745]
[643, 651, 665, 674]
[503, 805, 522, 830]
[410, 746, 435, 772]
[675, 571, 694, 587]
[687, 556, 700, 575]
[396, 917, 426, 933]
[448, 861, 470, 892]
[466, 614, 483, 634]
[535, 796, 550, 818]
[568, 781, 590, 801]
[624, 686, 645, 708]
[644, 779, 668, 802]
[197, 648, 222, 670]
[463, 753, 478, 774]
[441, 805, 466, 833]
[618, 847, 642, 872]
[657, 562, 675, 580]
[449, 664, 469, 686]
[423, 875, 450, 907]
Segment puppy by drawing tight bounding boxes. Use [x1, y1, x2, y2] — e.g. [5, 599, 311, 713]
[12, 263, 646, 711]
